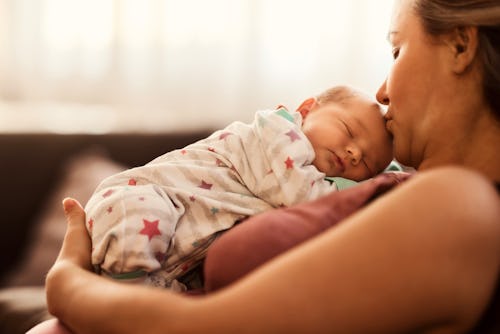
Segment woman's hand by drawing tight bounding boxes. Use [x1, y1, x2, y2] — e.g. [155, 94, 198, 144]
[43, 198, 193, 334]
[55, 197, 92, 270]
[45, 198, 93, 318]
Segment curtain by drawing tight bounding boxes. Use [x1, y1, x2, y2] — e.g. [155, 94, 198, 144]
[0, 0, 394, 132]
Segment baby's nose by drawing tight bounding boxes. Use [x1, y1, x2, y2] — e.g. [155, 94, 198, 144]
[347, 146, 362, 165]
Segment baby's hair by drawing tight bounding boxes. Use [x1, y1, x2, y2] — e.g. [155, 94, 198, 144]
[315, 85, 361, 106]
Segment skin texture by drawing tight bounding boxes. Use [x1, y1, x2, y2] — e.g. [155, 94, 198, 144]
[32, 0, 500, 333]
[41, 168, 499, 334]
[298, 92, 393, 181]
[376, 0, 498, 176]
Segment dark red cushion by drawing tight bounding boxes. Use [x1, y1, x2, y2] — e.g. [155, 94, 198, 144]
[204, 172, 411, 292]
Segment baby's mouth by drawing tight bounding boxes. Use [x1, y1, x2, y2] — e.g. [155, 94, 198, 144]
[330, 151, 345, 173]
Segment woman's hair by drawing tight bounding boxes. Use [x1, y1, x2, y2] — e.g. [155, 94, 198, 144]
[413, 0, 500, 120]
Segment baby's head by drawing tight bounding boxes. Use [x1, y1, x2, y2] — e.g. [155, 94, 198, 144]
[297, 85, 393, 181]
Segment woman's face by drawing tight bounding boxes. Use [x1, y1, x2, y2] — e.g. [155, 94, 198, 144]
[376, 0, 455, 168]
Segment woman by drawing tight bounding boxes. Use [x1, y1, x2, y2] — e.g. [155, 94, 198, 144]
[33, 0, 500, 333]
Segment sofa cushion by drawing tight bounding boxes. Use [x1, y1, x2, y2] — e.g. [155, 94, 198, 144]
[3, 149, 126, 286]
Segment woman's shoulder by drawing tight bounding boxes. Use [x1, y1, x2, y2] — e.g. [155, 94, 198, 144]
[409, 166, 499, 202]
[391, 166, 499, 332]
[391, 165, 500, 242]
[418, 162, 500, 220]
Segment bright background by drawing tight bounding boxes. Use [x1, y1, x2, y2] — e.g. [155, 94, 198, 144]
[0, 0, 395, 133]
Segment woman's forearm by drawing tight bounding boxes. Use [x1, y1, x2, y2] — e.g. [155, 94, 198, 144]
[46, 261, 193, 334]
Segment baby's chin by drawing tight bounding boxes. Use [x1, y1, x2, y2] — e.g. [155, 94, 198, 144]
[315, 163, 338, 178]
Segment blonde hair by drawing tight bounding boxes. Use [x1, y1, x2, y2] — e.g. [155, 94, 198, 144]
[413, 0, 500, 119]
[315, 85, 361, 106]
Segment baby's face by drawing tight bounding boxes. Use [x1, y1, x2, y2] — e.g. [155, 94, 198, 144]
[301, 95, 393, 181]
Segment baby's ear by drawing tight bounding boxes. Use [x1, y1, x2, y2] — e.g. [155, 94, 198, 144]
[297, 97, 317, 119]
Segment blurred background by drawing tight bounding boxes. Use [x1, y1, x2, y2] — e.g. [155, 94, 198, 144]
[0, 0, 395, 134]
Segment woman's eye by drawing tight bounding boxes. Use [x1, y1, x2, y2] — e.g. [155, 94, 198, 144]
[392, 47, 400, 60]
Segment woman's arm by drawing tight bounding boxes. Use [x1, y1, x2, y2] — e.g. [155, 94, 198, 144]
[46, 167, 500, 334]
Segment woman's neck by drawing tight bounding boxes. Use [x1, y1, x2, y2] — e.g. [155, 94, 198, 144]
[418, 114, 500, 182]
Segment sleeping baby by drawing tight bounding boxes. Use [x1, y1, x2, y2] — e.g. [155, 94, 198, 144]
[84, 85, 394, 291]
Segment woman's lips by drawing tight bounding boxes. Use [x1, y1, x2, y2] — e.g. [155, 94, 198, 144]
[384, 112, 394, 133]
[385, 119, 394, 133]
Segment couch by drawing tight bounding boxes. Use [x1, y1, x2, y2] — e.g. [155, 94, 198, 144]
[0, 130, 212, 333]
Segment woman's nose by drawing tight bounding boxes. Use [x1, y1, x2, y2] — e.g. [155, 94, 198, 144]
[376, 79, 389, 105]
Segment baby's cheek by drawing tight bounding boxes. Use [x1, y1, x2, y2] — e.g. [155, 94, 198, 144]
[346, 168, 369, 182]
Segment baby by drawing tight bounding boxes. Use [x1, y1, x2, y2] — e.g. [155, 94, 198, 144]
[85, 85, 393, 290]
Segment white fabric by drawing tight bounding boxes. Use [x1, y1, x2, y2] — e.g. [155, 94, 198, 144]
[85, 108, 338, 286]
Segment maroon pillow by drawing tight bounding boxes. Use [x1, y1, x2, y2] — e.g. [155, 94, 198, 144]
[204, 172, 411, 292]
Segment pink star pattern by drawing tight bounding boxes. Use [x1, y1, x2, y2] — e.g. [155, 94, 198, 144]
[189, 195, 196, 202]
[155, 252, 166, 263]
[285, 156, 294, 169]
[102, 189, 114, 198]
[181, 149, 187, 155]
[181, 262, 192, 272]
[107, 206, 113, 213]
[139, 219, 161, 241]
[88, 219, 94, 232]
[219, 132, 231, 140]
[128, 178, 137, 186]
[286, 130, 301, 142]
[199, 180, 213, 190]
[208, 147, 216, 152]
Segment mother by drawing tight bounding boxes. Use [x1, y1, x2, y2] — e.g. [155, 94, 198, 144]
[34, 0, 500, 333]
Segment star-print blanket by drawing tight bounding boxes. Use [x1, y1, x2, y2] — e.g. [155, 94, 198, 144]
[85, 107, 340, 288]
